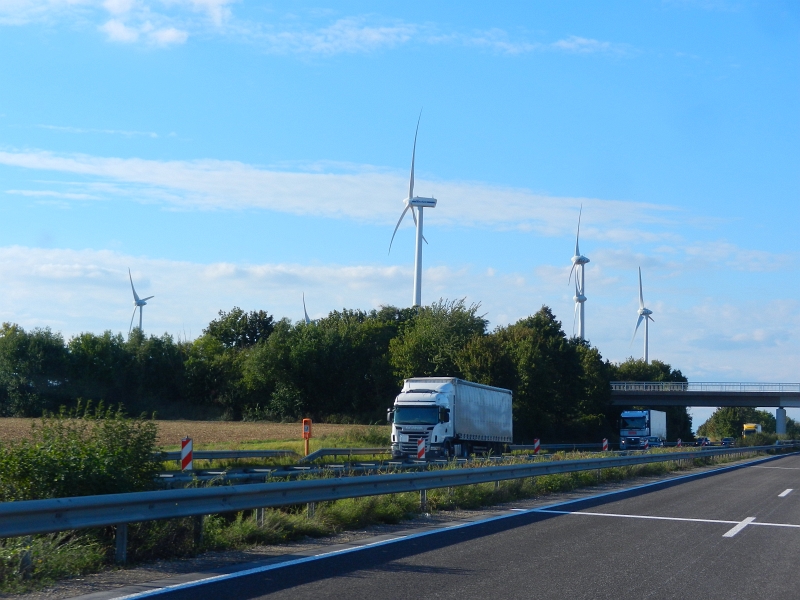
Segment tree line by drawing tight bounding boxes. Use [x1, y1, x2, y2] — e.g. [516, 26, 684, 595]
[0, 300, 693, 442]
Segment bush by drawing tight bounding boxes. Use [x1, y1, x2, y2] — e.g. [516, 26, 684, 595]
[0, 401, 159, 501]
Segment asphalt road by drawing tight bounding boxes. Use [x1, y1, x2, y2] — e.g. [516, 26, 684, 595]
[152, 453, 800, 600]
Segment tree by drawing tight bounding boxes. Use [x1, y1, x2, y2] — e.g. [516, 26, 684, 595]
[204, 307, 274, 349]
[697, 407, 777, 439]
[389, 299, 487, 379]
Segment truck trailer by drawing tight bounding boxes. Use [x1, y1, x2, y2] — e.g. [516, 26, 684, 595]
[742, 423, 762, 437]
[388, 377, 513, 460]
[619, 409, 667, 450]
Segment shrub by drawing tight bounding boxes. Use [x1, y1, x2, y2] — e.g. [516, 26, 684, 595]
[0, 400, 159, 501]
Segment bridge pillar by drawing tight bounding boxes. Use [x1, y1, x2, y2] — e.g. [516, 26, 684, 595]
[776, 408, 787, 435]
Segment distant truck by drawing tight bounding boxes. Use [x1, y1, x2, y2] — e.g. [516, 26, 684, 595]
[387, 377, 513, 460]
[619, 409, 667, 450]
[742, 423, 762, 437]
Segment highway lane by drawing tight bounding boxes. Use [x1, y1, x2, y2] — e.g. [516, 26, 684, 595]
[142, 453, 800, 600]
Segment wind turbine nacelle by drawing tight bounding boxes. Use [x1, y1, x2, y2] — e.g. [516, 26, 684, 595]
[571, 255, 590, 265]
[409, 196, 437, 208]
[638, 307, 653, 317]
[574, 294, 587, 303]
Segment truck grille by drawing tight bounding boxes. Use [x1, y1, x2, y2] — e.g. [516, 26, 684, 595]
[400, 431, 430, 454]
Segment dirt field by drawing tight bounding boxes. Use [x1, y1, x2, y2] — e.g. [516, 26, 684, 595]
[0, 418, 385, 448]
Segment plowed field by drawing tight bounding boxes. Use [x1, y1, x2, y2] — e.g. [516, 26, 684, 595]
[0, 418, 384, 448]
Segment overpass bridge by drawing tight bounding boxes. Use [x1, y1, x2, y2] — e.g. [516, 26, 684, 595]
[610, 382, 800, 434]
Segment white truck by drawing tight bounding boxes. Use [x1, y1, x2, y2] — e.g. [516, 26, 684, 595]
[619, 409, 667, 450]
[387, 377, 513, 460]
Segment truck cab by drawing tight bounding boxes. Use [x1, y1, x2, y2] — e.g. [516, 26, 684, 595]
[388, 388, 453, 459]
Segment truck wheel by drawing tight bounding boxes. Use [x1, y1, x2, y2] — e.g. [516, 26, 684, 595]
[443, 441, 453, 460]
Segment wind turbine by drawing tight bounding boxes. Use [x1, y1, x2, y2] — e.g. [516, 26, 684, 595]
[128, 269, 154, 334]
[302, 293, 312, 325]
[631, 267, 654, 363]
[389, 111, 437, 307]
[568, 206, 590, 339]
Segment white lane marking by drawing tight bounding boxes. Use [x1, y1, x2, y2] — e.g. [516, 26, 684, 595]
[541, 509, 738, 526]
[723, 516, 756, 537]
[541, 510, 800, 533]
[779, 489, 793, 497]
[752, 466, 800, 470]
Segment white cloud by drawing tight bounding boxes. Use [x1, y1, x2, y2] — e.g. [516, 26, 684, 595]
[551, 35, 618, 54]
[148, 25, 187, 44]
[0, 148, 675, 239]
[258, 17, 417, 55]
[99, 16, 138, 41]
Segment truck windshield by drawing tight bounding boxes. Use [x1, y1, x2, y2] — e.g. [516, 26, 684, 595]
[394, 407, 439, 425]
[621, 416, 646, 429]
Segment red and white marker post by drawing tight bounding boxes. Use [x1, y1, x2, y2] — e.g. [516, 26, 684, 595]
[643, 439, 649, 450]
[677, 438, 682, 448]
[181, 437, 193, 471]
[533, 439, 540, 455]
[417, 437, 426, 460]
[302, 418, 313, 456]
[602, 438, 608, 452]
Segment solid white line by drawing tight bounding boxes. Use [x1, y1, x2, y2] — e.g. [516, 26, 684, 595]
[779, 488, 793, 497]
[541, 509, 738, 526]
[752, 466, 800, 470]
[542, 510, 800, 532]
[723, 517, 756, 537]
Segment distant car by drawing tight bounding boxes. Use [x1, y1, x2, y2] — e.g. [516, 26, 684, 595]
[645, 436, 665, 448]
[721, 437, 736, 447]
[695, 437, 711, 447]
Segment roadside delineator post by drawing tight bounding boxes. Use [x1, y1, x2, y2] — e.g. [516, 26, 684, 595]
[677, 438, 682, 448]
[417, 437, 426, 460]
[643, 439, 649, 450]
[602, 438, 608, 452]
[302, 418, 312, 456]
[533, 439, 540, 455]
[181, 437, 193, 471]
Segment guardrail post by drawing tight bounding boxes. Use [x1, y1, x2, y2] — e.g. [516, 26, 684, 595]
[115, 523, 128, 564]
[420, 489, 427, 512]
[307, 502, 316, 519]
[19, 536, 32, 579]
[193, 515, 204, 546]
[255, 508, 265, 526]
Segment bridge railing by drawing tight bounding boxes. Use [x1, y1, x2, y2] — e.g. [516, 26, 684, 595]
[610, 382, 800, 393]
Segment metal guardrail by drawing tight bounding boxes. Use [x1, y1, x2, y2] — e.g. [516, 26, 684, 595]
[1, 445, 792, 552]
[298, 447, 391, 463]
[511, 443, 602, 451]
[611, 382, 800, 393]
[159, 449, 296, 462]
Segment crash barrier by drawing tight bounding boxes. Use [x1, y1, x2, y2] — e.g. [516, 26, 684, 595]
[298, 447, 391, 463]
[0, 444, 794, 564]
[160, 449, 297, 462]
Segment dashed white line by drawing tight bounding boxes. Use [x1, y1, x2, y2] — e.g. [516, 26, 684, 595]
[723, 516, 757, 537]
[779, 488, 793, 497]
[752, 466, 800, 470]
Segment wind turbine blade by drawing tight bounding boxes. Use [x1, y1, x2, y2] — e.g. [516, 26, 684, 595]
[630, 314, 644, 346]
[408, 109, 422, 200]
[648, 315, 654, 322]
[410, 205, 418, 226]
[388, 205, 412, 254]
[638, 267, 644, 309]
[575, 204, 582, 256]
[568, 262, 577, 285]
[128, 268, 140, 302]
[141, 296, 154, 302]
[303, 293, 310, 325]
[129, 305, 137, 334]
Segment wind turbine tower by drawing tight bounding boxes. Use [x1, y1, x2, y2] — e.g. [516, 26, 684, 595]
[569, 207, 590, 339]
[389, 112, 437, 307]
[128, 269, 154, 334]
[631, 267, 654, 363]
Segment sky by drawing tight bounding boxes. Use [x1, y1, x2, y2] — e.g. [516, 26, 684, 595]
[0, 0, 798, 429]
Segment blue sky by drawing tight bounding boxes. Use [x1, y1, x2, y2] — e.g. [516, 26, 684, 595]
[0, 1, 798, 427]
